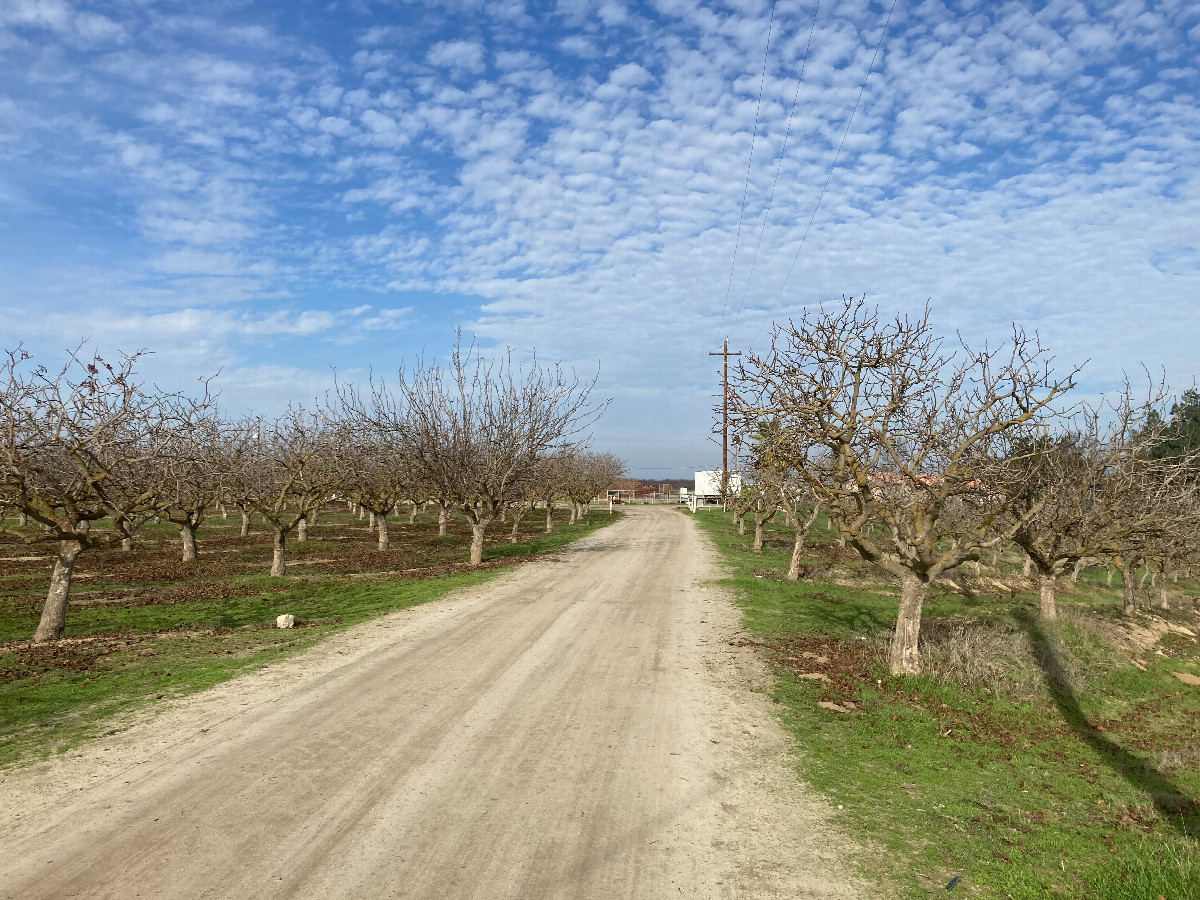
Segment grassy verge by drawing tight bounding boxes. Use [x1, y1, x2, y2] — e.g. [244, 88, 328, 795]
[689, 508, 1200, 899]
[1, 508, 621, 769]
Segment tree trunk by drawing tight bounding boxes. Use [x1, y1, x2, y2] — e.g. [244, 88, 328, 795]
[33, 537, 86, 642]
[358, 506, 366, 520]
[737, 515, 745, 537]
[469, 522, 487, 566]
[271, 528, 287, 577]
[297, 517, 308, 542]
[786, 507, 819, 582]
[1139, 568, 1151, 588]
[377, 515, 389, 552]
[219, 503, 228, 519]
[888, 573, 927, 675]
[438, 503, 450, 536]
[1037, 570, 1057, 621]
[510, 514, 521, 543]
[240, 509, 250, 537]
[545, 504, 554, 533]
[1022, 556, 1032, 578]
[569, 504, 576, 524]
[1121, 569, 1136, 617]
[752, 519, 764, 551]
[1158, 583, 1169, 610]
[1106, 567, 1113, 586]
[117, 514, 134, 551]
[368, 511, 376, 532]
[310, 508, 318, 525]
[408, 503, 418, 524]
[786, 529, 805, 581]
[180, 522, 198, 562]
[18, 510, 27, 526]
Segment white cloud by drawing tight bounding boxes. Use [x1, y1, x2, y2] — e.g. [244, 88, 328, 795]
[2, 0, 1199, 470]
[359, 307, 412, 330]
[427, 40, 486, 76]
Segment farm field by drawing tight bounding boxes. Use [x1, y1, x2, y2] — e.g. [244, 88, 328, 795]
[692, 507, 1200, 900]
[0, 505, 863, 900]
[0, 504, 619, 769]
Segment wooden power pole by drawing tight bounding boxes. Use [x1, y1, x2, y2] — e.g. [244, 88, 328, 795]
[709, 340, 741, 502]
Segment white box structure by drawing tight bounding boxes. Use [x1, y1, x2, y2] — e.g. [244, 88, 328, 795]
[694, 470, 741, 499]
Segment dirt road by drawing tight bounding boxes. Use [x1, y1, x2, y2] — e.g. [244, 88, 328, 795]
[0, 507, 863, 899]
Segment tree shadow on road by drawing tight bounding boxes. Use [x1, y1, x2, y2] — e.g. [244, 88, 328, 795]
[1021, 611, 1198, 838]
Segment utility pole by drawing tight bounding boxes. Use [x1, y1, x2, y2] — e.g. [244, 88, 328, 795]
[709, 340, 741, 509]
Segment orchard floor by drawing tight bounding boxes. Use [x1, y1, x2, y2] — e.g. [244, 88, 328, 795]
[0, 506, 866, 900]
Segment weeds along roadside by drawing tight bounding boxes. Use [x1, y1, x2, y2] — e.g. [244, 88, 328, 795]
[689, 507, 1200, 900]
[0, 507, 623, 770]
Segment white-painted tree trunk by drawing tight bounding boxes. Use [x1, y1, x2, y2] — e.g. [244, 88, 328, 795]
[33, 536, 86, 642]
[889, 573, 927, 675]
[1038, 570, 1057, 621]
[180, 523, 198, 562]
[271, 528, 287, 577]
[470, 523, 487, 565]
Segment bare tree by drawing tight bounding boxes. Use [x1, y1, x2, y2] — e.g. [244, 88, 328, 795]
[778, 470, 821, 581]
[529, 452, 569, 533]
[234, 409, 345, 576]
[506, 475, 536, 543]
[342, 431, 413, 552]
[733, 298, 1074, 674]
[160, 413, 236, 562]
[999, 388, 1199, 620]
[0, 347, 212, 641]
[342, 334, 605, 565]
[564, 451, 625, 522]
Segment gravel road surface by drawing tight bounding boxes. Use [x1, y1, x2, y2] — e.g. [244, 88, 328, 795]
[0, 506, 863, 899]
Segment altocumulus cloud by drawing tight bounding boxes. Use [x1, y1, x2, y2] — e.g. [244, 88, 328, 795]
[0, 0, 1197, 474]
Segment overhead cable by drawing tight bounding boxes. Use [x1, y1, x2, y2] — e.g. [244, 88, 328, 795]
[748, 0, 900, 351]
[726, 0, 823, 339]
[714, 0, 779, 350]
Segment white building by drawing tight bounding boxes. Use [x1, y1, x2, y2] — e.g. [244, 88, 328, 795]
[692, 470, 742, 508]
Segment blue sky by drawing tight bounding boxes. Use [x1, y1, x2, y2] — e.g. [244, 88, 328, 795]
[1, 0, 1198, 478]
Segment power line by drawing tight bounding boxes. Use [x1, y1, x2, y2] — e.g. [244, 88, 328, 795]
[748, 0, 900, 351]
[726, 0, 823, 339]
[715, 0, 779, 350]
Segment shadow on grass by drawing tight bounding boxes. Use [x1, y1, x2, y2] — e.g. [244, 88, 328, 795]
[1021, 611, 1198, 838]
